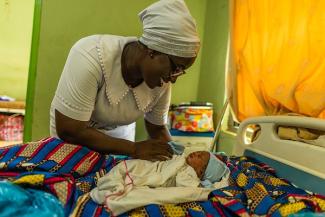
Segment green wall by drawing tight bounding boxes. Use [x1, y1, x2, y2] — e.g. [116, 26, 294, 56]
[170, 1, 206, 104]
[25, 0, 207, 141]
[0, 0, 34, 100]
[198, 0, 229, 119]
[197, 0, 233, 153]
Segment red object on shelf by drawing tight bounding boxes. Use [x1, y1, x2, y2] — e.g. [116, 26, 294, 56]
[0, 114, 24, 141]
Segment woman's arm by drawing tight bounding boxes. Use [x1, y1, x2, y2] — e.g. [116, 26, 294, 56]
[144, 119, 172, 142]
[55, 110, 135, 155]
[56, 110, 172, 160]
[144, 83, 172, 142]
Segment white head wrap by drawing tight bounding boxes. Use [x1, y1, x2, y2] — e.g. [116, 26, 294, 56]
[138, 0, 201, 58]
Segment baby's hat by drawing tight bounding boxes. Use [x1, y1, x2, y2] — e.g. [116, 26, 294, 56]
[201, 152, 229, 188]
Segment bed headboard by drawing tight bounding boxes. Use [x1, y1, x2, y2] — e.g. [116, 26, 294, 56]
[235, 115, 325, 194]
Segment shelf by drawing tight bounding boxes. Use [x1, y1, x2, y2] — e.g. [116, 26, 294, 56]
[0, 140, 22, 148]
[0, 108, 25, 115]
[0, 101, 25, 115]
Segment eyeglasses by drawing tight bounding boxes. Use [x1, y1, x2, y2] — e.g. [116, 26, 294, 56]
[167, 55, 186, 79]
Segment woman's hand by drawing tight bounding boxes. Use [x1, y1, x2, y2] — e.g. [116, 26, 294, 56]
[132, 139, 173, 161]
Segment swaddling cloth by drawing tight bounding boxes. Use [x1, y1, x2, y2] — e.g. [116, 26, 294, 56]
[90, 155, 229, 215]
[90, 155, 199, 202]
[90, 156, 204, 215]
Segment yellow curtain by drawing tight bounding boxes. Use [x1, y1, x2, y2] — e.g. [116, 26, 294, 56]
[230, 0, 325, 121]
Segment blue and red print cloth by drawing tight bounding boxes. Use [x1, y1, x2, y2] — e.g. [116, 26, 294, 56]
[0, 137, 324, 217]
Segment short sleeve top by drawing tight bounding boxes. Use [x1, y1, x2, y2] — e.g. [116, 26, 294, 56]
[50, 35, 171, 136]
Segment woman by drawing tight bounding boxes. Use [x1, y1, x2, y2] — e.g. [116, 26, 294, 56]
[50, 0, 201, 161]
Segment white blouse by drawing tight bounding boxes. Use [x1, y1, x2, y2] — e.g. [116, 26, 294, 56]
[50, 35, 171, 137]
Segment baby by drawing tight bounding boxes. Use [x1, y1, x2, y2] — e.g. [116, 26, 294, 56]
[186, 150, 230, 188]
[90, 149, 230, 215]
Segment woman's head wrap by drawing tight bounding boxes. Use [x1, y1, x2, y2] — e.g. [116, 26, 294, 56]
[138, 0, 201, 58]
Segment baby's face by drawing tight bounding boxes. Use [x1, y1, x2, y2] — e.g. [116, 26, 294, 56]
[185, 151, 210, 179]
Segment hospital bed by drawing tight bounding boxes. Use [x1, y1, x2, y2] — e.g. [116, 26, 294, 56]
[235, 115, 325, 195]
[0, 115, 324, 216]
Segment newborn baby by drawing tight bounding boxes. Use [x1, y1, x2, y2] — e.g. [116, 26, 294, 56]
[186, 151, 230, 188]
[90, 151, 230, 215]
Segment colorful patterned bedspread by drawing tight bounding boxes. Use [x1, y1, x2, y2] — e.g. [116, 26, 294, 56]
[0, 137, 324, 217]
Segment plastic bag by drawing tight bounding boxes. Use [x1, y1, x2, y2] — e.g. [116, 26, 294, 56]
[0, 181, 64, 217]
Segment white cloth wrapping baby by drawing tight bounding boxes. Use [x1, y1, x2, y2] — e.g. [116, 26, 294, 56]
[90, 155, 229, 215]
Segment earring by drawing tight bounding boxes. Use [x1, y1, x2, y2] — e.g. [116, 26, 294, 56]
[149, 52, 154, 58]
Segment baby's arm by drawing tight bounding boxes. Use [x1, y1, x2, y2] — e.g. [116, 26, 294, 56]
[97, 161, 129, 190]
[90, 160, 130, 204]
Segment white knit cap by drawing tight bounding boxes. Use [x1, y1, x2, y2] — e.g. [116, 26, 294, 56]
[138, 0, 201, 58]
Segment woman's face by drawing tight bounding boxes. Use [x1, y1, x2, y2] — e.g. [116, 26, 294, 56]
[186, 151, 210, 179]
[140, 50, 196, 89]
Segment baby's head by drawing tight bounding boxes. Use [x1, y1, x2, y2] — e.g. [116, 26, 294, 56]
[186, 151, 229, 186]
